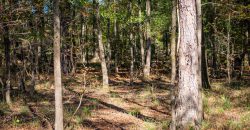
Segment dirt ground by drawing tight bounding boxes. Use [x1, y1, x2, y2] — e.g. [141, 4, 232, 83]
[0, 68, 249, 130]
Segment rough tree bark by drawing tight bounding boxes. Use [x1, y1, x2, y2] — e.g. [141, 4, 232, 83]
[53, 0, 63, 129]
[95, 0, 109, 87]
[174, 0, 202, 129]
[143, 0, 151, 78]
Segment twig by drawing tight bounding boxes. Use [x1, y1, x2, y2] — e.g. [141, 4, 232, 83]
[64, 94, 84, 128]
[64, 71, 86, 128]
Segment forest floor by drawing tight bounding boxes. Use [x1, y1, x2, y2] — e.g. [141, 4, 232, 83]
[0, 66, 250, 130]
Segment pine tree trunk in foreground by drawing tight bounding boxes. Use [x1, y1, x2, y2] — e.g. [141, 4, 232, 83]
[96, 0, 109, 87]
[53, 0, 63, 129]
[174, 0, 202, 129]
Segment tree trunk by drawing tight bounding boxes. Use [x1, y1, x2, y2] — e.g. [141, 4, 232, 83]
[143, 0, 151, 78]
[96, 0, 109, 87]
[201, 42, 210, 89]
[138, 0, 145, 70]
[114, 0, 119, 73]
[53, 0, 63, 129]
[170, 1, 177, 129]
[130, 33, 134, 85]
[227, 13, 231, 83]
[196, 3, 209, 125]
[3, 24, 12, 105]
[106, 0, 111, 71]
[211, 38, 217, 77]
[92, 0, 100, 63]
[174, 0, 202, 129]
[240, 29, 249, 77]
[170, 0, 177, 85]
[107, 18, 111, 71]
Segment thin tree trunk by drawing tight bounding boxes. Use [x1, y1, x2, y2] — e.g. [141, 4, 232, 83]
[211, 38, 217, 77]
[227, 13, 231, 83]
[175, 0, 202, 129]
[130, 33, 134, 85]
[143, 0, 151, 78]
[138, 0, 145, 70]
[96, 0, 109, 87]
[107, 19, 111, 71]
[106, 0, 111, 71]
[92, 0, 99, 63]
[114, 0, 119, 73]
[196, 0, 205, 125]
[170, 0, 177, 85]
[170, 1, 177, 129]
[80, 16, 86, 64]
[240, 30, 249, 78]
[53, 0, 63, 129]
[3, 24, 12, 105]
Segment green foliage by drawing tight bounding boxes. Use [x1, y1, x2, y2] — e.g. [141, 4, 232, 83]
[221, 95, 232, 110]
[128, 108, 141, 117]
[160, 120, 171, 129]
[12, 116, 21, 126]
[82, 106, 93, 117]
[226, 120, 243, 130]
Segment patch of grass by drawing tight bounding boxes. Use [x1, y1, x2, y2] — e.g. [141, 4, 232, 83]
[220, 95, 232, 110]
[20, 106, 31, 116]
[152, 97, 160, 107]
[74, 115, 84, 124]
[201, 121, 211, 130]
[203, 95, 210, 113]
[217, 107, 225, 114]
[143, 121, 157, 130]
[240, 112, 250, 126]
[246, 103, 250, 111]
[109, 91, 119, 98]
[82, 106, 92, 117]
[226, 119, 242, 130]
[12, 116, 21, 126]
[0, 102, 11, 115]
[128, 108, 141, 117]
[160, 120, 170, 129]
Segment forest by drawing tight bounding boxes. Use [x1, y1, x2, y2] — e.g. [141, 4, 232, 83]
[0, 0, 249, 129]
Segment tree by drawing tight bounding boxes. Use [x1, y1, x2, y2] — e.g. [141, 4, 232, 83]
[143, 0, 151, 78]
[226, 13, 231, 83]
[170, 1, 177, 129]
[95, 0, 109, 87]
[3, 23, 12, 105]
[174, 0, 202, 128]
[53, 0, 63, 129]
[138, 0, 145, 70]
[170, 0, 177, 85]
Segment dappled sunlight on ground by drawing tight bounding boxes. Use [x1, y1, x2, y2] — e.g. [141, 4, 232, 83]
[0, 69, 249, 129]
